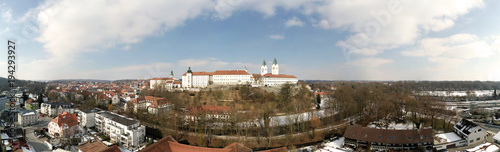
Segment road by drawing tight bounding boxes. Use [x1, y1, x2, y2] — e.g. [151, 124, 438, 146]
[24, 116, 54, 152]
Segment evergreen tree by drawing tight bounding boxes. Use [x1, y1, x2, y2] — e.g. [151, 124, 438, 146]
[37, 93, 44, 108]
[316, 94, 321, 109]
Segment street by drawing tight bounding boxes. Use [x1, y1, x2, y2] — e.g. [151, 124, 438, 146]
[24, 116, 54, 152]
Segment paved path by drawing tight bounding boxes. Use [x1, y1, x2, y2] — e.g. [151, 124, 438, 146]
[25, 116, 54, 152]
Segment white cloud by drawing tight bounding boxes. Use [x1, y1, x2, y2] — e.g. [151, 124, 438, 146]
[347, 57, 393, 67]
[285, 16, 304, 27]
[348, 48, 383, 56]
[310, 0, 485, 56]
[402, 34, 496, 60]
[269, 34, 284, 40]
[213, 0, 314, 19]
[15, 0, 491, 80]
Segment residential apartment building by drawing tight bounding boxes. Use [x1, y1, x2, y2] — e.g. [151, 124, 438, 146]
[77, 108, 102, 128]
[454, 118, 487, 146]
[95, 111, 146, 148]
[25, 99, 39, 110]
[48, 112, 80, 138]
[17, 110, 39, 127]
[125, 96, 171, 114]
[40, 102, 75, 116]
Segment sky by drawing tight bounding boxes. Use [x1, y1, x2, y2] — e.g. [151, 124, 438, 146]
[0, 0, 499, 81]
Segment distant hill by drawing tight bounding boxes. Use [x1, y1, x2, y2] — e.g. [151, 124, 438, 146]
[0, 77, 47, 94]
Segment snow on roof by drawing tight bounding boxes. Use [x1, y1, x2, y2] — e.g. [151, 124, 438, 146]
[324, 137, 345, 149]
[316, 147, 349, 152]
[493, 132, 500, 141]
[466, 142, 500, 152]
[434, 132, 464, 144]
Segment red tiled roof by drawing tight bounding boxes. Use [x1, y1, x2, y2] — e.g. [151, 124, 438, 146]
[173, 81, 181, 84]
[182, 72, 212, 76]
[256, 147, 288, 152]
[262, 73, 297, 78]
[314, 92, 328, 96]
[212, 70, 250, 75]
[101, 145, 122, 152]
[77, 140, 108, 152]
[142, 136, 288, 152]
[26, 99, 35, 104]
[51, 112, 78, 128]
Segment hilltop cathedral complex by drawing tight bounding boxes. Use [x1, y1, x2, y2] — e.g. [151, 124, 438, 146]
[149, 58, 298, 90]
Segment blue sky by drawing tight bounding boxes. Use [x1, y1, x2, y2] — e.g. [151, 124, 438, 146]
[0, 0, 499, 81]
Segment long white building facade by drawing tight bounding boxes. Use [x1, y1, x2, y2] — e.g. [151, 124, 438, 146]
[167, 58, 297, 88]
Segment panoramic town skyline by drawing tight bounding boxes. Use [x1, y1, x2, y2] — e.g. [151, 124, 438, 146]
[1, 0, 500, 81]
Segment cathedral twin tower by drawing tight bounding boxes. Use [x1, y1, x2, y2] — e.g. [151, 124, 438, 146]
[261, 58, 279, 76]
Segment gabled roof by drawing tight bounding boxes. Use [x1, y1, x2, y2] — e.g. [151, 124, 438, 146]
[262, 73, 297, 78]
[343, 125, 433, 144]
[212, 70, 250, 75]
[101, 145, 122, 152]
[77, 140, 108, 152]
[455, 118, 481, 135]
[51, 112, 78, 128]
[140, 136, 285, 152]
[182, 71, 212, 76]
[97, 111, 139, 126]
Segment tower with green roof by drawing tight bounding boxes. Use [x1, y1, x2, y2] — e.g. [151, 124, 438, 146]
[261, 59, 268, 76]
[272, 58, 279, 75]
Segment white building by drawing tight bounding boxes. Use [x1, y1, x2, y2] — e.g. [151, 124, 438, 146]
[17, 110, 39, 127]
[125, 96, 172, 114]
[95, 111, 146, 148]
[181, 58, 297, 88]
[255, 58, 298, 86]
[455, 118, 487, 146]
[181, 67, 210, 88]
[150, 71, 182, 90]
[211, 69, 253, 85]
[40, 103, 75, 116]
[77, 108, 102, 128]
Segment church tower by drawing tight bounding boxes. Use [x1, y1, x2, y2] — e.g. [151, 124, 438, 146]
[261, 59, 268, 76]
[272, 58, 279, 75]
[170, 70, 174, 78]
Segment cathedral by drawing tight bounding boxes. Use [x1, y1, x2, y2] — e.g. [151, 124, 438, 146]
[254, 58, 298, 86]
[151, 58, 298, 89]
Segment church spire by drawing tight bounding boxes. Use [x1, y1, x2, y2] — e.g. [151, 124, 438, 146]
[262, 59, 266, 66]
[273, 58, 277, 65]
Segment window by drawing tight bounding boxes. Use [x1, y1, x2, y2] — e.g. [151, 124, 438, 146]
[477, 138, 480, 141]
[478, 129, 482, 132]
[388, 136, 391, 139]
[408, 136, 412, 139]
[365, 134, 367, 137]
[470, 140, 473, 143]
[378, 136, 381, 139]
[394, 136, 396, 139]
